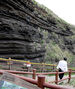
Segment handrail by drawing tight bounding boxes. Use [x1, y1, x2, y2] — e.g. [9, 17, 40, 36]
[44, 82, 71, 89]
[0, 58, 75, 70]
[58, 77, 69, 82]
[0, 70, 33, 74]
[37, 72, 56, 75]
[0, 70, 37, 85]
[0, 70, 72, 89]
[0, 69, 75, 85]
[0, 58, 56, 66]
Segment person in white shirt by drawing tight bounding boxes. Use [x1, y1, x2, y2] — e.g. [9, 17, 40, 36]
[57, 57, 68, 79]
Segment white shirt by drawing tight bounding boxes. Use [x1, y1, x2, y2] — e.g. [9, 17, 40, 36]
[57, 60, 68, 72]
[26, 64, 31, 67]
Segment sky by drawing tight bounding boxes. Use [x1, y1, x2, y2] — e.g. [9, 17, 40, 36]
[35, 0, 75, 25]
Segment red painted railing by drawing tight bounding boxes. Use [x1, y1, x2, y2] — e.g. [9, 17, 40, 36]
[35, 69, 74, 84]
[0, 70, 72, 89]
[0, 69, 75, 89]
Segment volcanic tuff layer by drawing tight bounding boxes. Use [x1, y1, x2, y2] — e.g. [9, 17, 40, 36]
[0, 0, 46, 61]
[0, 0, 75, 63]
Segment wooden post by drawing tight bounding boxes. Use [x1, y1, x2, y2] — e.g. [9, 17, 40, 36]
[68, 69, 72, 83]
[32, 69, 36, 79]
[8, 57, 12, 70]
[38, 75, 45, 89]
[53, 64, 55, 70]
[55, 70, 58, 84]
[42, 63, 44, 72]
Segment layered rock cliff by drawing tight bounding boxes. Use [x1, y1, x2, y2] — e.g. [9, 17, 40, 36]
[0, 0, 75, 64]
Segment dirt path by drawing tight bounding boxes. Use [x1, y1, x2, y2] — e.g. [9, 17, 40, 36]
[45, 75, 75, 82]
[44, 75, 75, 88]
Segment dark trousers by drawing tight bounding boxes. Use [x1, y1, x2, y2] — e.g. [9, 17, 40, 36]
[59, 68, 64, 79]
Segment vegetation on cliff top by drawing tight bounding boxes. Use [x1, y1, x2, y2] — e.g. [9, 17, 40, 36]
[32, 0, 75, 66]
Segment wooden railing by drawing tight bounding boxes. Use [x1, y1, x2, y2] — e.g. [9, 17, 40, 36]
[33, 69, 75, 84]
[0, 69, 75, 89]
[0, 70, 72, 89]
[0, 69, 74, 84]
[0, 58, 56, 71]
[0, 58, 56, 66]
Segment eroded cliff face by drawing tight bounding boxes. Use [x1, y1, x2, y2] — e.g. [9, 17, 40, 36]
[0, 0, 75, 63]
[0, 0, 46, 61]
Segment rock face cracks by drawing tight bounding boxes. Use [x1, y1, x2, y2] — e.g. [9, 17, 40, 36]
[0, 0, 46, 61]
[0, 0, 74, 62]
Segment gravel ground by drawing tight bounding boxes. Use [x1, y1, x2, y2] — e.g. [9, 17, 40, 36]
[45, 75, 75, 88]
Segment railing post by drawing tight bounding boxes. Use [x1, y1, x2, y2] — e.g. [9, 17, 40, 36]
[55, 70, 58, 84]
[8, 57, 12, 70]
[53, 65, 54, 70]
[32, 69, 36, 79]
[68, 69, 72, 83]
[38, 75, 45, 89]
[42, 63, 44, 72]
